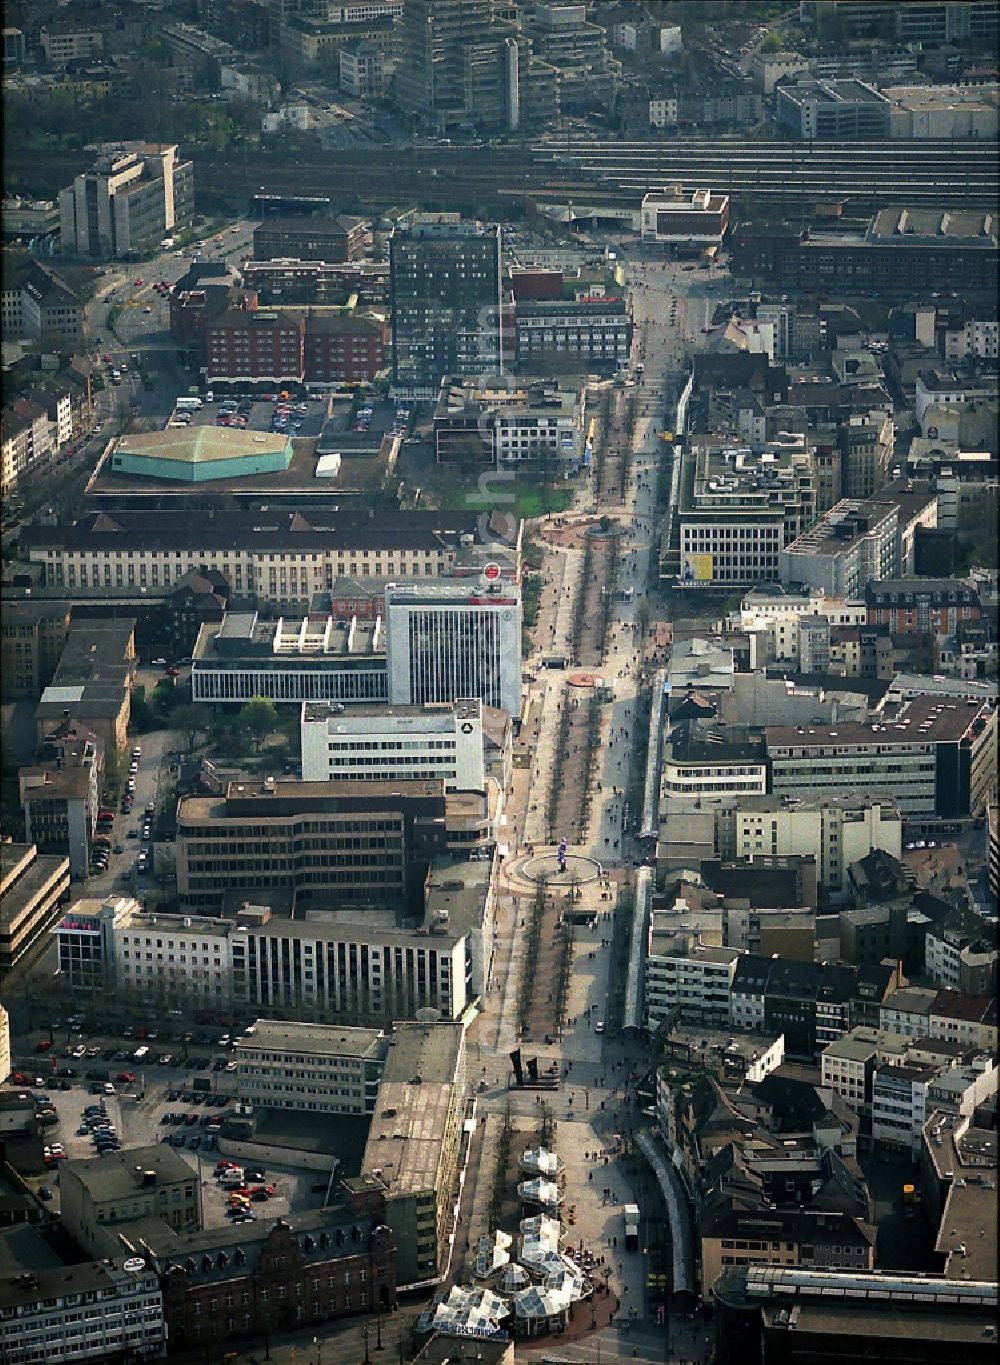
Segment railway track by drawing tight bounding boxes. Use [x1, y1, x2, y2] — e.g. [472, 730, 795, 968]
[6, 136, 994, 221]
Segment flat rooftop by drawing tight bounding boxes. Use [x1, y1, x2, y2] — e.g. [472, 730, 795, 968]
[363, 1080, 457, 1196]
[302, 699, 480, 726]
[235, 1020, 384, 1057]
[869, 207, 998, 247]
[766, 694, 991, 749]
[61, 1144, 197, 1201]
[194, 613, 382, 662]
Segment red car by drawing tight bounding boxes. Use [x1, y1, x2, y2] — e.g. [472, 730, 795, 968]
[37, 1040, 53, 1052]
[116, 1071, 136, 1083]
[133, 278, 143, 286]
[166, 666, 181, 677]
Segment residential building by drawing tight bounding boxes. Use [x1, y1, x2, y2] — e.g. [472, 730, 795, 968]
[639, 188, 730, 251]
[434, 374, 584, 466]
[645, 927, 741, 1030]
[766, 695, 997, 819]
[928, 989, 997, 1051]
[58, 143, 194, 260]
[360, 1021, 466, 1285]
[0, 1259, 166, 1364]
[385, 580, 523, 718]
[339, 39, 385, 97]
[872, 1060, 939, 1157]
[1, 397, 52, 499]
[865, 578, 982, 636]
[700, 1206, 874, 1296]
[751, 49, 811, 94]
[675, 439, 815, 588]
[252, 215, 368, 263]
[718, 795, 903, 902]
[192, 611, 387, 706]
[234, 1020, 387, 1114]
[0, 842, 71, 977]
[879, 985, 937, 1039]
[301, 698, 488, 790]
[0, 599, 72, 701]
[820, 1026, 910, 1115]
[924, 907, 998, 994]
[514, 298, 632, 374]
[776, 76, 891, 139]
[648, 96, 678, 127]
[60, 1144, 202, 1250]
[18, 720, 102, 880]
[1, 257, 84, 348]
[23, 508, 516, 611]
[241, 258, 389, 306]
[389, 215, 502, 397]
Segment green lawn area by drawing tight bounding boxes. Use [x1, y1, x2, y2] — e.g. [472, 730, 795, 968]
[419, 467, 574, 519]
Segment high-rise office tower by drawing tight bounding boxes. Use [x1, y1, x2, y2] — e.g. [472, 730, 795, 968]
[385, 581, 522, 718]
[389, 213, 502, 397]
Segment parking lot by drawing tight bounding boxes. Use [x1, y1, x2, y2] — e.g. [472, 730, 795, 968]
[169, 395, 328, 440]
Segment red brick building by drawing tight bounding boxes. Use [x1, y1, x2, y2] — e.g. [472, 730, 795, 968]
[304, 312, 385, 384]
[864, 578, 982, 635]
[203, 304, 305, 386]
[158, 1213, 395, 1355]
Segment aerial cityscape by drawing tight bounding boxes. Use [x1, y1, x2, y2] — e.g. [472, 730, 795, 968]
[1, 1, 998, 1362]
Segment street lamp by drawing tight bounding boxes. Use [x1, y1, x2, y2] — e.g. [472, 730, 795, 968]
[362, 1323, 372, 1365]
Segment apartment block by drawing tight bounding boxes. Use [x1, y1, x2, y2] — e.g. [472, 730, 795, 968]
[767, 695, 996, 819]
[924, 907, 998, 994]
[864, 578, 982, 636]
[59, 143, 194, 259]
[676, 440, 815, 587]
[820, 1026, 910, 1114]
[203, 305, 304, 387]
[645, 928, 741, 1030]
[234, 1020, 387, 1115]
[0, 842, 71, 976]
[1, 397, 52, 500]
[301, 698, 487, 790]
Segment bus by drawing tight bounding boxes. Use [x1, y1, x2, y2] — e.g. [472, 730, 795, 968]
[175, 397, 203, 411]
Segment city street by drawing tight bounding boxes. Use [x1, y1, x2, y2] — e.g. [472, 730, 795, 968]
[450, 252, 722, 1362]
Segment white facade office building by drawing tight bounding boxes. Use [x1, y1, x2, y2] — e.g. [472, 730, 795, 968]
[385, 581, 522, 718]
[301, 697, 487, 790]
[234, 1020, 388, 1115]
